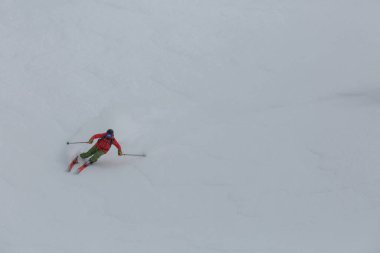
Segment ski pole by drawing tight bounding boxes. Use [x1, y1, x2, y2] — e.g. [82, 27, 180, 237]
[67, 141, 89, 145]
[122, 153, 146, 157]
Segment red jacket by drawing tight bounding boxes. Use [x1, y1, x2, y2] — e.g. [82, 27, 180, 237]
[91, 133, 122, 154]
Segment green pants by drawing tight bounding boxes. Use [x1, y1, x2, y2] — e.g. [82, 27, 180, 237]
[80, 146, 105, 163]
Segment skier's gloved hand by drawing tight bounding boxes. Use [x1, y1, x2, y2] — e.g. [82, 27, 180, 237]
[88, 139, 94, 144]
[118, 150, 123, 156]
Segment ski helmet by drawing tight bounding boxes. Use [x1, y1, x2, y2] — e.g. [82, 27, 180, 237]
[106, 129, 114, 138]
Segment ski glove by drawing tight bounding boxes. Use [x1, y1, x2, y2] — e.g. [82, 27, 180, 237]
[118, 150, 123, 156]
[88, 139, 94, 144]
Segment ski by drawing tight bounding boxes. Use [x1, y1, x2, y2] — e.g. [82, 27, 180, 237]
[67, 156, 78, 172]
[76, 162, 91, 174]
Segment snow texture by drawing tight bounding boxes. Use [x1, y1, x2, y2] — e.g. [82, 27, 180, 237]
[0, 0, 380, 252]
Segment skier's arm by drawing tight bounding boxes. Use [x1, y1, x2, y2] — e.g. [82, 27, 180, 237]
[113, 139, 123, 156]
[88, 133, 106, 144]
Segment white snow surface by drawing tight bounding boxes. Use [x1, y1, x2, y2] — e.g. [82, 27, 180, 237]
[1, 0, 380, 252]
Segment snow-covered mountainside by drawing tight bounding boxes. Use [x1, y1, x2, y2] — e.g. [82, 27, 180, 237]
[0, 0, 379, 252]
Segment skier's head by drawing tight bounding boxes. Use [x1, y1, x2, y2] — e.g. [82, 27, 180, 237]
[106, 129, 114, 138]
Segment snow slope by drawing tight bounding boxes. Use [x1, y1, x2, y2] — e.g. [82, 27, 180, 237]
[1, 0, 380, 252]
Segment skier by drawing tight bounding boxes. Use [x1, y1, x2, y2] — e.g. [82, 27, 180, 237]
[68, 129, 123, 173]
[81, 129, 123, 164]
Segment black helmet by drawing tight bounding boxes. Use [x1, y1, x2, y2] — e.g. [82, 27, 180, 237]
[106, 129, 114, 137]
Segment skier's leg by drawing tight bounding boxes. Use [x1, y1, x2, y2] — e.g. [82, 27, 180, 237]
[89, 150, 105, 164]
[80, 146, 98, 159]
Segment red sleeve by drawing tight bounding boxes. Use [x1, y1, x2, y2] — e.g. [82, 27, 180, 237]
[91, 133, 106, 139]
[112, 138, 122, 151]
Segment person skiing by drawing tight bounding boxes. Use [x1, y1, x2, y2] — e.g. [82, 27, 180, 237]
[80, 129, 123, 164]
[67, 129, 124, 173]
[68, 129, 144, 174]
